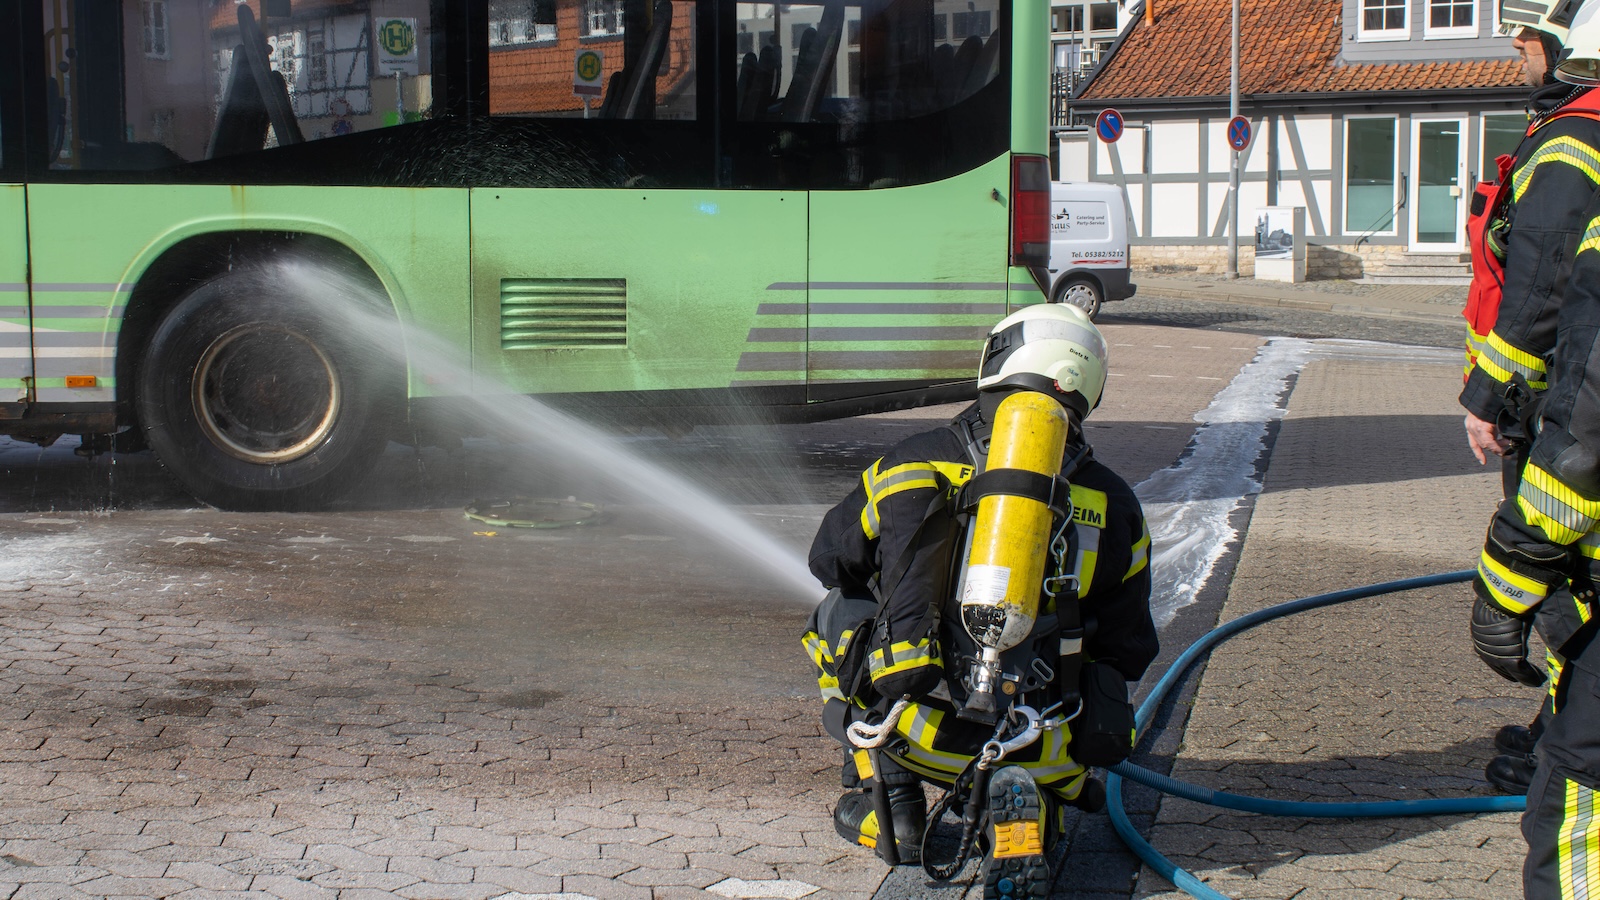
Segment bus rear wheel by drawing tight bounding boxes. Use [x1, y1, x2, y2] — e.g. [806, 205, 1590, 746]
[1053, 276, 1103, 319]
[137, 270, 398, 510]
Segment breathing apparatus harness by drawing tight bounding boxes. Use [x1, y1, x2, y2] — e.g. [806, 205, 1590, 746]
[842, 398, 1093, 879]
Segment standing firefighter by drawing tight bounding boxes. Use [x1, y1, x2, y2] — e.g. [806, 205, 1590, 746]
[803, 304, 1157, 898]
[1494, 10, 1600, 894]
[1463, 0, 1600, 795]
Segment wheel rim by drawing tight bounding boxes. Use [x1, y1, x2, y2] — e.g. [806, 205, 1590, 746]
[192, 324, 341, 464]
[1060, 284, 1099, 312]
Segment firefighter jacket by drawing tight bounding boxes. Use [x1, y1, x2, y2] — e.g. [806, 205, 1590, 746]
[1462, 84, 1600, 424]
[1508, 191, 1600, 571]
[806, 401, 1158, 796]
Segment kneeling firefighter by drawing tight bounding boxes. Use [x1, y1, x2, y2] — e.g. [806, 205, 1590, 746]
[803, 304, 1158, 898]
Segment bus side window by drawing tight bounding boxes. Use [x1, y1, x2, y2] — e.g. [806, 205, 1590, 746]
[40, 0, 443, 172]
[489, 0, 698, 121]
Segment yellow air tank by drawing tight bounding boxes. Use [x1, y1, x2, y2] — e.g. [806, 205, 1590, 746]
[959, 390, 1070, 719]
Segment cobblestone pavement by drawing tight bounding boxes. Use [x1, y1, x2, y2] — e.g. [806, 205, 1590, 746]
[0, 323, 1254, 900]
[1135, 353, 1528, 900]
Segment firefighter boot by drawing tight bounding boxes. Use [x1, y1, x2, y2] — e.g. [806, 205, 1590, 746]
[983, 766, 1054, 899]
[1485, 752, 1537, 795]
[832, 755, 926, 864]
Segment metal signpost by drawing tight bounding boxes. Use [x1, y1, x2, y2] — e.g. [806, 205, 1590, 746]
[1226, 0, 1241, 279]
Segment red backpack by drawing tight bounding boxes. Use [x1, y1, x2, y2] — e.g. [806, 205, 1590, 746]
[1464, 88, 1600, 380]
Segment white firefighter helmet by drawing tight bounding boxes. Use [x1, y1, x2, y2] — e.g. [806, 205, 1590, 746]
[1556, 0, 1600, 82]
[1499, 0, 1584, 41]
[977, 303, 1109, 420]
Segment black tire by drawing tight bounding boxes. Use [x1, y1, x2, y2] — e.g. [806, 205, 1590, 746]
[137, 268, 399, 510]
[1052, 276, 1103, 319]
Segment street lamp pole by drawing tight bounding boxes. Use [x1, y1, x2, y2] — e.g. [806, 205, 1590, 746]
[1226, 0, 1240, 279]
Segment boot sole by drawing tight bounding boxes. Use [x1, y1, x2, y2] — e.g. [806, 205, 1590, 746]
[985, 768, 1050, 899]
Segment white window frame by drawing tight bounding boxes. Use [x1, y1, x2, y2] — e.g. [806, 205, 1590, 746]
[1423, 0, 1477, 39]
[1343, 114, 1399, 236]
[142, 0, 171, 59]
[581, 0, 627, 38]
[1480, 112, 1526, 181]
[1357, 0, 1409, 41]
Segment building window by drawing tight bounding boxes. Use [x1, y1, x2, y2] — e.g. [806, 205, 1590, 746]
[1360, 0, 1407, 38]
[1089, 2, 1117, 30]
[490, 0, 558, 46]
[582, 0, 627, 37]
[1052, 5, 1085, 32]
[142, 0, 170, 59]
[1481, 113, 1526, 179]
[1345, 117, 1398, 234]
[1054, 40, 1082, 69]
[1425, 0, 1475, 36]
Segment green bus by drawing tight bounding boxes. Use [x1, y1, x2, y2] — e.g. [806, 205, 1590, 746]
[1, 0, 1051, 509]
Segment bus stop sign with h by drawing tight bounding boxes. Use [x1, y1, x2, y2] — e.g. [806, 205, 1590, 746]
[575, 50, 605, 117]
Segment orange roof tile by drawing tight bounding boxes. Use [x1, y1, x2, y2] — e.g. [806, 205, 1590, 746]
[1078, 0, 1524, 102]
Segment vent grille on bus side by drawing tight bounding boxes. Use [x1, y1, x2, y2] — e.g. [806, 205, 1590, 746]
[500, 279, 628, 350]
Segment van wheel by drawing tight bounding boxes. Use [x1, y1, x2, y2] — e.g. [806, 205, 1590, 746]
[1053, 277, 1103, 319]
[136, 269, 399, 511]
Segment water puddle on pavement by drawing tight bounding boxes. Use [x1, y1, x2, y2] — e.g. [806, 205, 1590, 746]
[1137, 338, 1458, 628]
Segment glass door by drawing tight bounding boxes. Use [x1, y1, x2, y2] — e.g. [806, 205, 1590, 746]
[1411, 117, 1467, 252]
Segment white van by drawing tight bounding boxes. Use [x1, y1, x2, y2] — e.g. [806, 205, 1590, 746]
[1045, 182, 1135, 318]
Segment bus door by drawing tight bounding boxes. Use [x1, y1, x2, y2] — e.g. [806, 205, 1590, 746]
[1, 1, 28, 419]
[469, 0, 810, 408]
[782, 0, 1010, 404]
[0, 185, 27, 418]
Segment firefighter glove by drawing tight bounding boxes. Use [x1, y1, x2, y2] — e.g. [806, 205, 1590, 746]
[1474, 506, 1573, 617]
[1470, 592, 1546, 687]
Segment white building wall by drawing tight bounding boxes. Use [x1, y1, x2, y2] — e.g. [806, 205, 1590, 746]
[1150, 183, 1200, 237]
[1150, 121, 1197, 174]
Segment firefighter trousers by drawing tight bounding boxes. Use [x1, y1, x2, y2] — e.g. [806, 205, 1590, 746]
[1524, 634, 1600, 899]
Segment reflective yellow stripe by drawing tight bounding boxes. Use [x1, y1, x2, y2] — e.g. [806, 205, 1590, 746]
[1478, 549, 1550, 615]
[1577, 531, 1600, 560]
[1559, 776, 1600, 898]
[1550, 652, 1565, 702]
[1466, 329, 1488, 375]
[1579, 217, 1600, 257]
[859, 460, 941, 539]
[1513, 137, 1600, 202]
[931, 460, 975, 487]
[1520, 464, 1600, 545]
[1475, 331, 1549, 390]
[868, 637, 940, 681]
[1126, 523, 1151, 581]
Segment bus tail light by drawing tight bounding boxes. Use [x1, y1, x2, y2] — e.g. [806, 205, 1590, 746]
[1010, 154, 1052, 269]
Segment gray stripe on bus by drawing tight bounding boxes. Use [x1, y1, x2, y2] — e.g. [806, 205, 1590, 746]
[30, 333, 116, 348]
[755, 303, 1010, 316]
[31, 360, 112, 378]
[809, 350, 977, 370]
[0, 305, 128, 317]
[766, 282, 1011, 291]
[737, 350, 977, 371]
[0, 283, 132, 293]
[735, 352, 807, 372]
[1, 332, 117, 345]
[747, 326, 991, 342]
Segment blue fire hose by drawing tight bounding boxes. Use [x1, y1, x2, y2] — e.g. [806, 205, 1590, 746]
[1105, 570, 1528, 900]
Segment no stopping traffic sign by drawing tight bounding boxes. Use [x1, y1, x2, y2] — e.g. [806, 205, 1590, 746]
[1227, 115, 1252, 152]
